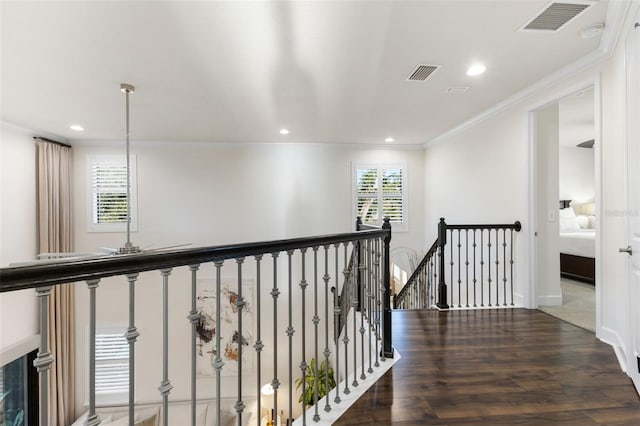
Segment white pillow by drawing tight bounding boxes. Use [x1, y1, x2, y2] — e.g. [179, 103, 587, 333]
[106, 412, 158, 426]
[559, 207, 580, 232]
[106, 407, 159, 426]
[575, 214, 589, 229]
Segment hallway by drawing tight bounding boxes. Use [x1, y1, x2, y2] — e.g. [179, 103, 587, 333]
[336, 309, 640, 425]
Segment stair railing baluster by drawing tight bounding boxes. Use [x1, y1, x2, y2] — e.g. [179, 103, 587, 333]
[332, 243, 341, 404]
[235, 258, 246, 425]
[472, 230, 477, 308]
[352, 242, 359, 387]
[374, 238, 381, 368]
[159, 269, 174, 426]
[34, 286, 54, 426]
[342, 243, 351, 396]
[187, 266, 199, 426]
[487, 231, 492, 307]
[286, 250, 294, 424]
[299, 248, 308, 425]
[495, 229, 500, 306]
[366, 239, 373, 375]
[503, 229, 508, 306]
[214, 260, 224, 426]
[86, 280, 100, 426]
[271, 253, 280, 425]
[312, 247, 320, 422]
[126, 273, 141, 426]
[254, 255, 264, 426]
[323, 245, 332, 413]
[465, 230, 469, 308]
[457, 229, 462, 308]
[510, 228, 515, 306]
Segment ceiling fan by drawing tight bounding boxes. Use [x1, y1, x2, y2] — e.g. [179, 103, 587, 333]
[15, 84, 190, 266]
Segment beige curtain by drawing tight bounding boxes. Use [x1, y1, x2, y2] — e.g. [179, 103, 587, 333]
[36, 139, 75, 425]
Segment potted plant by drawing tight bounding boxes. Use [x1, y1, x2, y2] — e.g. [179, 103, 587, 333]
[295, 358, 336, 406]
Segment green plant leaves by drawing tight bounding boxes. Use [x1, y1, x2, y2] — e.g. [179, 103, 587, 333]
[294, 358, 337, 406]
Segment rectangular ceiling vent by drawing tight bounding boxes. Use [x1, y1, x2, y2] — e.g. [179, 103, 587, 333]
[407, 64, 439, 81]
[445, 86, 470, 94]
[521, 2, 591, 32]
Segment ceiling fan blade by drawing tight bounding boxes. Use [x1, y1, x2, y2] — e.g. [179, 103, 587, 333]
[145, 243, 193, 253]
[37, 252, 103, 259]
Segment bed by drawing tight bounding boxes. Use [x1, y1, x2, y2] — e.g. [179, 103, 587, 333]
[559, 200, 595, 285]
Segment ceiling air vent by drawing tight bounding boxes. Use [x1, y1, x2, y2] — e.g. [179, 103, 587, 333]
[521, 2, 591, 32]
[407, 64, 439, 81]
[445, 86, 470, 94]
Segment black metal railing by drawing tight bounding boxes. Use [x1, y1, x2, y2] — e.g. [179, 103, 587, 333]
[0, 219, 393, 426]
[394, 218, 521, 310]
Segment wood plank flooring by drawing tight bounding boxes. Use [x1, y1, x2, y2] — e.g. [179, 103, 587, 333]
[335, 309, 640, 425]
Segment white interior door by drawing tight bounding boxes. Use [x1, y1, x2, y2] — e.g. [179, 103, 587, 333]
[624, 11, 640, 392]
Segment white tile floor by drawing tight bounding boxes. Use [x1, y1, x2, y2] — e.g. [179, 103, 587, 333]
[538, 278, 595, 332]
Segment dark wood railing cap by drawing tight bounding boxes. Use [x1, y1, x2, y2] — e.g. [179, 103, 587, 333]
[1, 229, 389, 293]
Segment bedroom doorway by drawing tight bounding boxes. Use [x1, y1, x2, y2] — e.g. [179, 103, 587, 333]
[530, 82, 599, 333]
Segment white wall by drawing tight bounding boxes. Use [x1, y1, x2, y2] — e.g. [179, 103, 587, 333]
[71, 142, 425, 413]
[559, 146, 595, 203]
[535, 104, 561, 306]
[423, 3, 638, 386]
[0, 124, 39, 361]
[423, 104, 528, 304]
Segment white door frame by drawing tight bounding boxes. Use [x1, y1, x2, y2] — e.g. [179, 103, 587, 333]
[525, 76, 603, 332]
[624, 8, 640, 392]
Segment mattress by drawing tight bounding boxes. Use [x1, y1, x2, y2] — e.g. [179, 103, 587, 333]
[559, 230, 595, 258]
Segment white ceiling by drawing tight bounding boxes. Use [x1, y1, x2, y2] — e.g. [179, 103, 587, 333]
[1, 1, 612, 145]
[559, 87, 595, 147]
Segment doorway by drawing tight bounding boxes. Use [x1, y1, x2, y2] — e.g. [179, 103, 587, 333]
[528, 81, 601, 333]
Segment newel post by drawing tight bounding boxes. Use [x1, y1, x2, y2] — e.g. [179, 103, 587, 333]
[382, 217, 394, 358]
[437, 217, 449, 309]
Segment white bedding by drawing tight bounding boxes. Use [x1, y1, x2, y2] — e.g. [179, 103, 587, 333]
[559, 229, 595, 258]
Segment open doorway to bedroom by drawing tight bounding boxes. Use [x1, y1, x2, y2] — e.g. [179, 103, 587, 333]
[536, 86, 597, 332]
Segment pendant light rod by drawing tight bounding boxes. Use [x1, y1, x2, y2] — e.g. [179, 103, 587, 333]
[119, 83, 140, 254]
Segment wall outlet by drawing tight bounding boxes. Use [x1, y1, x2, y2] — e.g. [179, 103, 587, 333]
[547, 210, 556, 222]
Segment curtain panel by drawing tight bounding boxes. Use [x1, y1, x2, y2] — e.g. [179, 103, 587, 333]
[36, 140, 75, 425]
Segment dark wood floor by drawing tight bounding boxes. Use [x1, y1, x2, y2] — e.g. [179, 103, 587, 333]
[336, 309, 640, 425]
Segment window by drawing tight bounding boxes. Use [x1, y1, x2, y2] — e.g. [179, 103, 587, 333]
[87, 155, 137, 232]
[353, 163, 407, 230]
[86, 327, 129, 405]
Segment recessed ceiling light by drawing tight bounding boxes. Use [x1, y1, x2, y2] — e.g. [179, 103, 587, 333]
[385, 137, 394, 143]
[466, 63, 486, 76]
[279, 128, 290, 135]
[70, 124, 84, 131]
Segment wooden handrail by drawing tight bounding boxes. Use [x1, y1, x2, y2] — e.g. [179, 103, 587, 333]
[0, 229, 388, 293]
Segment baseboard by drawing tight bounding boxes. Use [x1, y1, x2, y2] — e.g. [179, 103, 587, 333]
[598, 326, 628, 374]
[537, 294, 562, 307]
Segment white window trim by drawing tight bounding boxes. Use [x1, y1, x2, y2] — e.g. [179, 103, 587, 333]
[87, 155, 138, 233]
[84, 325, 130, 407]
[352, 161, 408, 232]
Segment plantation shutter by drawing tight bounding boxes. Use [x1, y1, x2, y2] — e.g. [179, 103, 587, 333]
[354, 165, 405, 227]
[94, 332, 129, 401]
[91, 159, 128, 225]
[382, 168, 403, 223]
[356, 168, 379, 224]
